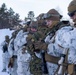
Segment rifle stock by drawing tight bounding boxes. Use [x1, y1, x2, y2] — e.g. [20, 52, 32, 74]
[56, 48, 69, 75]
[41, 50, 48, 74]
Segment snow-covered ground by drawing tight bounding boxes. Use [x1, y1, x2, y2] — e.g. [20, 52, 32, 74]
[0, 29, 13, 75]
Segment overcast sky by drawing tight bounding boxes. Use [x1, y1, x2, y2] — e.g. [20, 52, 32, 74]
[0, 0, 72, 20]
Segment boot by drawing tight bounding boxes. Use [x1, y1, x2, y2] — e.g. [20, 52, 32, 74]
[2, 68, 6, 72]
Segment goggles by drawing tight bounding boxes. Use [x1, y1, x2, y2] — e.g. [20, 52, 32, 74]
[68, 10, 76, 17]
[42, 13, 62, 19]
[36, 16, 44, 20]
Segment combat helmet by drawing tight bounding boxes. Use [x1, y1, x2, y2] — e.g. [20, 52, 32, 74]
[43, 9, 62, 21]
[36, 13, 46, 26]
[68, 0, 76, 17]
[42, 9, 63, 29]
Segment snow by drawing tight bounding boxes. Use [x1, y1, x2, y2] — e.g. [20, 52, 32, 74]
[0, 29, 13, 75]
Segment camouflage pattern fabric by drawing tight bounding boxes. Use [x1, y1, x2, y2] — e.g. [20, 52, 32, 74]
[34, 41, 47, 51]
[26, 20, 50, 75]
[26, 31, 48, 52]
[26, 31, 48, 75]
[37, 25, 50, 39]
[30, 54, 42, 75]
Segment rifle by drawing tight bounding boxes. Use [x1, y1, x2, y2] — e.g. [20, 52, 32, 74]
[56, 48, 69, 75]
[41, 50, 48, 74]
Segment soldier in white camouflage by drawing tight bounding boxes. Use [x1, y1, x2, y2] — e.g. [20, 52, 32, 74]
[1, 35, 10, 72]
[43, 9, 70, 75]
[8, 30, 20, 75]
[54, 0, 76, 74]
